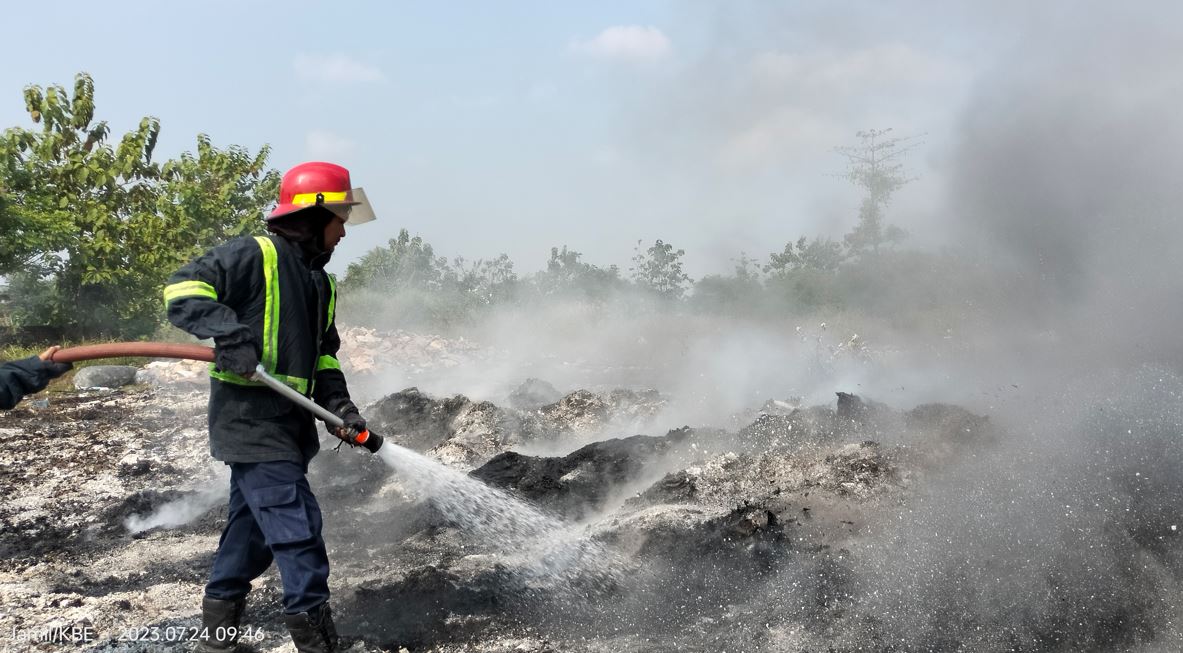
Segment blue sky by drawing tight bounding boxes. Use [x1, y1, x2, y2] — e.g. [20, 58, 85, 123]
[0, 1, 1082, 276]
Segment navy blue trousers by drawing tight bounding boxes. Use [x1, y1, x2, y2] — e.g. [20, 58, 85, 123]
[205, 461, 330, 614]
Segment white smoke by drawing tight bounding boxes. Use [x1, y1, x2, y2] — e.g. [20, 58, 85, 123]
[124, 481, 228, 534]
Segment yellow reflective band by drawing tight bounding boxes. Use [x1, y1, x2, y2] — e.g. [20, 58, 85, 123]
[209, 367, 261, 387]
[316, 355, 341, 372]
[163, 280, 217, 306]
[291, 191, 349, 205]
[325, 274, 337, 332]
[273, 373, 309, 395]
[210, 366, 309, 394]
[254, 236, 280, 374]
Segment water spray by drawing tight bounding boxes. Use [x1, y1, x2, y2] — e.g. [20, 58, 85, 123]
[51, 342, 384, 453]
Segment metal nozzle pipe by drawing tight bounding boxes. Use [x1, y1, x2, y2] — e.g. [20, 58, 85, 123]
[252, 365, 384, 453]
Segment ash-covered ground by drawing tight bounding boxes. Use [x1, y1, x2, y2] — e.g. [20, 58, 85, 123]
[3, 338, 1183, 652]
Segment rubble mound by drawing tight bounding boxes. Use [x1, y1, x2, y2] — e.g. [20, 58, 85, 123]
[735, 394, 994, 461]
[605, 388, 666, 422]
[537, 389, 607, 433]
[835, 391, 902, 439]
[906, 402, 995, 447]
[365, 388, 532, 468]
[758, 397, 802, 416]
[134, 359, 209, 388]
[506, 378, 562, 410]
[735, 406, 837, 451]
[337, 326, 489, 375]
[533, 388, 666, 443]
[366, 387, 476, 452]
[630, 441, 896, 513]
[470, 429, 693, 518]
[365, 386, 669, 468]
[430, 400, 522, 468]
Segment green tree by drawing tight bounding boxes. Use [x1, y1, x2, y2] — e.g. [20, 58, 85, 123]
[341, 230, 521, 328]
[765, 236, 846, 275]
[1, 270, 59, 330]
[691, 252, 764, 313]
[341, 228, 452, 291]
[761, 237, 846, 313]
[534, 245, 624, 301]
[454, 254, 517, 306]
[631, 239, 691, 300]
[160, 134, 279, 251]
[0, 73, 278, 338]
[834, 128, 916, 255]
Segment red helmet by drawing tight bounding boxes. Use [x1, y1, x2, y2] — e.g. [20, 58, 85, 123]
[268, 161, 376, 225]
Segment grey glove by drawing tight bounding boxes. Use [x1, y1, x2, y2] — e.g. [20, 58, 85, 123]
[332, 411, 368, 446]
[214, 342, 259, 376]
[342, 411, 366, 435]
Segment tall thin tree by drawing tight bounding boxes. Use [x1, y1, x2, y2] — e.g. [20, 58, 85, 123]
[834, 128, 919, 255]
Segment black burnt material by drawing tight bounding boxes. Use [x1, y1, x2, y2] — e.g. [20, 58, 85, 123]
[470, 430, 691, 519]
[334, 565, 517, 650]
[366, 387, 471, 452]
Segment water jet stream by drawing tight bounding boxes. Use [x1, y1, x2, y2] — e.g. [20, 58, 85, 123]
[376, 443, 627, 592]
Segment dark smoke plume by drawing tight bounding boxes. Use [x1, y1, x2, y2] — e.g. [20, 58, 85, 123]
[948, 3, 1183, 368]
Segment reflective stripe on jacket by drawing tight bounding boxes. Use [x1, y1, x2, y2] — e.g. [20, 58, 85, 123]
[164, 235, 354, 463]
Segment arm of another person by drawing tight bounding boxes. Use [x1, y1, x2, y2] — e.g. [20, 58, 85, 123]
[0, 346, 72, 410]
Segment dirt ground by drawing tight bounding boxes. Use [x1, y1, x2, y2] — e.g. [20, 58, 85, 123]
[3, 374, 1181, 652]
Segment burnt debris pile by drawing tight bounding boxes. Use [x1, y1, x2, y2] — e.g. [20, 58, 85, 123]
[316, 385, 1003, 651]
[4, 375, 1183, 652]
[364, 384, 668, 468]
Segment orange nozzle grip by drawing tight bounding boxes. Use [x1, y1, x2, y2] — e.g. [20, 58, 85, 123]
[355, 430, 370, 444]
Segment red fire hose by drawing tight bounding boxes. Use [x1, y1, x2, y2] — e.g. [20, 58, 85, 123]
[50, 342, 215, 364]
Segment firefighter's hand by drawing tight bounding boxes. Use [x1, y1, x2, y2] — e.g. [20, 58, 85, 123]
[332, 412, 367, 444]
[214, 342, 259, 377]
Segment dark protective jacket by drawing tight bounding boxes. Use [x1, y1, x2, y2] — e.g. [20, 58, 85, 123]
[0, 356, 58, 410]
[164, 234, 358, 464]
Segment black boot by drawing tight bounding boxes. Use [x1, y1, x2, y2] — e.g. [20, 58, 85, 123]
[194, 596, 246, 652]
[283, 602, 339, 653]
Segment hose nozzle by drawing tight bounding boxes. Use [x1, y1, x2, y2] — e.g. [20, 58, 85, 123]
[355, 430, 384, 453]
[253, 364, 385, 454]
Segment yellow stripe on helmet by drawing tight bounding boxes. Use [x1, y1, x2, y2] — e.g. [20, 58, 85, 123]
[291, 191, 349, 205]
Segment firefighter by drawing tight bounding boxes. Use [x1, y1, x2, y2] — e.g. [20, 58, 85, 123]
[164, 162, 377, 653]
[0, 346, 72, 409]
